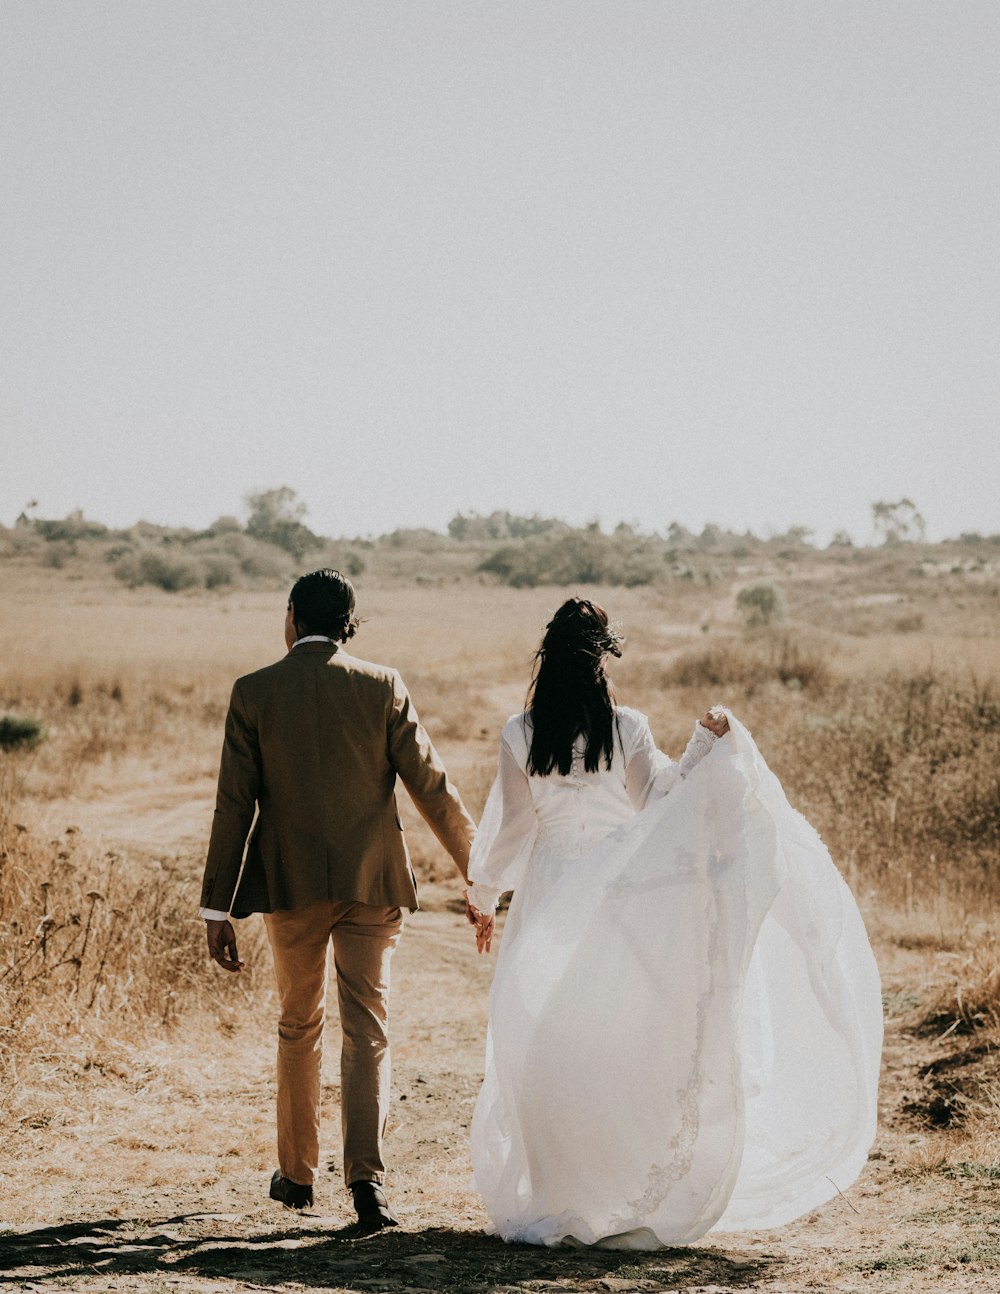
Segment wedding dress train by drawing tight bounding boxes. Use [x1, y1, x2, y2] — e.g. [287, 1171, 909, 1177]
[467, 708, 882, 1248]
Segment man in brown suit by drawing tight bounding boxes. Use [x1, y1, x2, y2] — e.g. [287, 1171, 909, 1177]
[200, 569, 476, 1233]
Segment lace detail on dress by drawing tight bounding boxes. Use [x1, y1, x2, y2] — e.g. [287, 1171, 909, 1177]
[604, 867, 727, 1237]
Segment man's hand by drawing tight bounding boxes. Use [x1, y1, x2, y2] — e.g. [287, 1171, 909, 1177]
[206, 918, 245, 973]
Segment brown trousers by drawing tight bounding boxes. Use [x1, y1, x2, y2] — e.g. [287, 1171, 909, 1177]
[263, 900, 403, 1188]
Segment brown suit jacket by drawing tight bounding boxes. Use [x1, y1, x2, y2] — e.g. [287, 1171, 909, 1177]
[200, 641, 475, 917]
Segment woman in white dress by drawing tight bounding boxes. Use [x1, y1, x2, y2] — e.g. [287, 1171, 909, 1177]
[466, 598, 882, 1249]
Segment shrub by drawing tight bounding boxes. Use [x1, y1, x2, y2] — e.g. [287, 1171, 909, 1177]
[736, 582, 787, 627]
[772, 670, 1000, 904]
[221, 534, 291, 581]
[448, 511, 561, 541]
[382, 527, 449, 551]
[114, 551, 202, 592]
[664, 634, 831, 694]
[0, 811, 270, 1063]
[308, 542, 367, 577]
[34, 509, 108, 544]
[202, 514, 242, 537]
[42, 543, 73, 569]
[478, 527, 668, 587]
[0, 715, 47, 751]
[920, 937, 1000, 1034]
[204, 556, 238, 588]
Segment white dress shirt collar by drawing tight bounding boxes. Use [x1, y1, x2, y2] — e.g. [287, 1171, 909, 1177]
[293, 635, 336, 646]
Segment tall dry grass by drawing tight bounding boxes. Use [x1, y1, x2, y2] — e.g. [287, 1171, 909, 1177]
[0, 773, 273, 1155]
[3, 566, 1000, 1163]
[0, 611, 276, 1146]
[620, 633, 1000, 911]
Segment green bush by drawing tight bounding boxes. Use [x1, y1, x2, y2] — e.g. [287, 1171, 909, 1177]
[736, 582, 787, 627]
[204, 556, 238, 588]
[478, 527, 668, 588]
[0, 715, 47, 750]
[448, 510, 561, 541]
[114, 551, 202, 592]
[42, 542, 73, 569]
[34, 509, 108, 543]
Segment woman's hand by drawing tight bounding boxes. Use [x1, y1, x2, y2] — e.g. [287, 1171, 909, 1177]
[466, 892, 496, 954]
[474, 911, 495, 955]
[700, 708, 729, 737]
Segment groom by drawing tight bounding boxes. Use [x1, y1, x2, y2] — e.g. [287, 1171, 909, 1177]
[200, 569, 476, 1233]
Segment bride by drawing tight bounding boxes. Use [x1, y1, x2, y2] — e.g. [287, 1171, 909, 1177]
[466, 598, 882, 1249]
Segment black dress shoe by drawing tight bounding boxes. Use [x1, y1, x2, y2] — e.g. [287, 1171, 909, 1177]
[270, 1170, 314, 1210]
[349, 1180, 398, 1233]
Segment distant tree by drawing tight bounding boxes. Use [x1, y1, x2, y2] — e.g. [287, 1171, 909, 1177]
[736, 582, 788, 628]
[829, 530, 854, 548]
[508, 513, 560, 539]
[479, 531, 606, 587]
[872, 498, 926, 545]
[773, 525, 814, 547]
[34, 509, 108, 544]
[203, 515, 243, 536]
[447, 511, 561, 542]
[245, 487, 317, 559]
[447, 512, 472, 541]
[382, 527, 447, 550]
[477, 523, 667, 588]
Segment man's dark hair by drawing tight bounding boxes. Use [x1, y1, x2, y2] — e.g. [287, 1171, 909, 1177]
[288, 569, 359, 642]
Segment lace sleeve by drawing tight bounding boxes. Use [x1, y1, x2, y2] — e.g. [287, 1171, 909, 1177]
[678, 722, 718, 777]
[625, 717, 719, 808]
[467, 728, 536, 916]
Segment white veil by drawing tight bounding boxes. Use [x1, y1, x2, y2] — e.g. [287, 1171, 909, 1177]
[471, 713, 883, 1246]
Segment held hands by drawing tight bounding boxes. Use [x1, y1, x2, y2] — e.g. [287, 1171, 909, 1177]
[699, 707, 730, 738]
[206, 918, 245, 973]
[465, 892, 495, 955]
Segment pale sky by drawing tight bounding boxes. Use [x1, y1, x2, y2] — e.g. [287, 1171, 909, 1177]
[2, 1, 998, 543]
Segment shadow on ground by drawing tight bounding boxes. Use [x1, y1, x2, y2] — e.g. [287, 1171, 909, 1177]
[0, 1214, 777, 1291]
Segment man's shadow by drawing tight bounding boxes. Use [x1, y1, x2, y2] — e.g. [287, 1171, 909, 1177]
[0, 1215, 776, 1291]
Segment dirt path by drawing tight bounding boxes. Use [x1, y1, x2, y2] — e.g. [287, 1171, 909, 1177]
[3, 778, 999, 1291]
[58, 769, 218, 857]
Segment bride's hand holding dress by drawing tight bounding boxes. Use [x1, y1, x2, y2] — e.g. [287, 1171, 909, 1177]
[468, 705, 729, 950]
[465, 602, 881, 1250]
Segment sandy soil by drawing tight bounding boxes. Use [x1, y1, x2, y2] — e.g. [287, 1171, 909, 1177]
[3, 780, 999, 1293]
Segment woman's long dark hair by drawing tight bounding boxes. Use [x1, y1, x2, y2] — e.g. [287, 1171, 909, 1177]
[526, 598, 624, 776]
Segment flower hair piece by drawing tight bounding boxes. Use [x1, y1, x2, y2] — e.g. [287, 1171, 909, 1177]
[540, 603, 624, 665]
[602, 619, 625, 658]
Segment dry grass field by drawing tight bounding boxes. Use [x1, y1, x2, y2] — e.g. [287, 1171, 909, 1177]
[1, 555, 999, 1292]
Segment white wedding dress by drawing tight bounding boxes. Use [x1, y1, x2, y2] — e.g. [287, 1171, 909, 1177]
[466, 707, 882, 1249]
